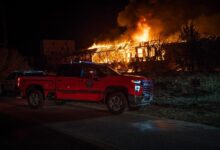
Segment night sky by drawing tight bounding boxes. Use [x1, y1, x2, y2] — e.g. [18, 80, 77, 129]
[1, 0, 220, 56]
[1, 0, 128, 55]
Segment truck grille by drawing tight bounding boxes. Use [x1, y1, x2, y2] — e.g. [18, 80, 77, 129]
[141, 80, 153, 102]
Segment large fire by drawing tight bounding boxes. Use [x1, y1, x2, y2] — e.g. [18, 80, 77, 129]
[132, 18, 151, 42]
[88, 18, 165, 69]
[89, 18, 150, 49]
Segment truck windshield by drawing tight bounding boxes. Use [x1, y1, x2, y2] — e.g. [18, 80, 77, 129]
[98, 66, 120, 76]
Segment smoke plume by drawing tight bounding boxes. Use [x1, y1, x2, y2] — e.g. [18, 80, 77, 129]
[117, 0, 220, 40]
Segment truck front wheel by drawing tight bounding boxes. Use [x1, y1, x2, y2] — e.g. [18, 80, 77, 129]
[27, 88, 44, 109]
[106, 92, 127, 115]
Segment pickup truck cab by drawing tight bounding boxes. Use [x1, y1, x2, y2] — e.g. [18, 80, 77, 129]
[18, 62, 153, 114]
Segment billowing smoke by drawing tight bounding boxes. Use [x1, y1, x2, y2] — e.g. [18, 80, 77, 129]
[117, 0, 220, 40]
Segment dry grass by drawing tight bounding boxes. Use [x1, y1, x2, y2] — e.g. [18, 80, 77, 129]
[139, 73, 220, 127]
[152, 73, 220, 106]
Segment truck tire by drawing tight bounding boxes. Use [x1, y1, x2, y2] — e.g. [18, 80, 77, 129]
[27, 88, 45, 109]
[106, 92, 127, 115]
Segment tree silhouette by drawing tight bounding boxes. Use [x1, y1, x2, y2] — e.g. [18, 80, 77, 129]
[179, 21, 200, 72]
[179, 21, 200, 42]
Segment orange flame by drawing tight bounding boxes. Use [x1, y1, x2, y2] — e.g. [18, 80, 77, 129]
[87, 17, 158, 65]
[132, 18, 151, 42]
[88, 41, 130, 50]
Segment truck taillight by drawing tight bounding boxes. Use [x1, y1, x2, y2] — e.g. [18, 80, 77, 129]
[17, 77, 20, 87]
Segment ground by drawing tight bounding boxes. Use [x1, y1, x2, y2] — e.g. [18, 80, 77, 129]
[137, 104, 220, 127]
[0, 96, 220, 150]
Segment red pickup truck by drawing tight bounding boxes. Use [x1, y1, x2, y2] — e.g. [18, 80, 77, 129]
[18, 62, 153, 114]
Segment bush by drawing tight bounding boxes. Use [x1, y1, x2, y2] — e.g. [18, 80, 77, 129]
[152, 73, 220, 106]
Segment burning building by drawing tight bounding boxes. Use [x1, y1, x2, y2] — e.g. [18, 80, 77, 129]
[85, 15, 167, 72]
[64, 0, 220, 72]
[88, 40, 165, 64]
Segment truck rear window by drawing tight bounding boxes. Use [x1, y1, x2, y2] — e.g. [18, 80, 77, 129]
[57, 65, 82, 77]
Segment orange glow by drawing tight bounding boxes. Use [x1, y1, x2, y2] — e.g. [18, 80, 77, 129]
[132, 18, 151, 42]
[88, 41, 132, 63]
[88, 41, 130, 50]
[88, 43, 112, 49]
[86, 18, 168, 66]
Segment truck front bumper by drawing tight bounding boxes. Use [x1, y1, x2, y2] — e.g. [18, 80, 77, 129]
[128, 94, 153, 107]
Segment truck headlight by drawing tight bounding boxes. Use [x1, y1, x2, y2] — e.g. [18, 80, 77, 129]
[131, 80, 141, 92]
[135, 85, 141, 92]
[131, 80, 141, 84]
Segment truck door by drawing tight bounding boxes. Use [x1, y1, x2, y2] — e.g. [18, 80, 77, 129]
[80, 65, 108, 101]
[56, 64, 85, 100]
